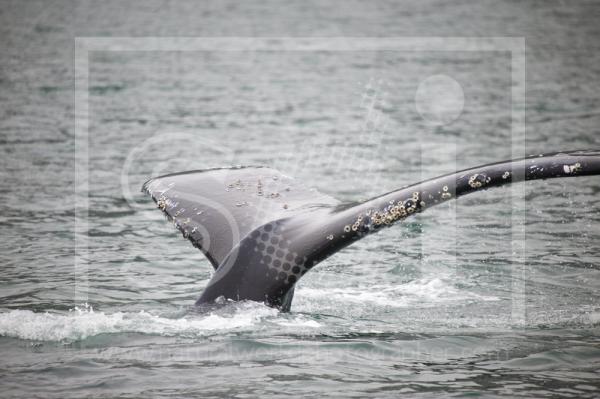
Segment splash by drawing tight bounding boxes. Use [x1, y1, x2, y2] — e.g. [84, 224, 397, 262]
[0, 302, 280, 342]
[297, 276, 499, 308]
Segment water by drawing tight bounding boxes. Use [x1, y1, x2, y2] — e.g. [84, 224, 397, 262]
[2, 1, 600, 397]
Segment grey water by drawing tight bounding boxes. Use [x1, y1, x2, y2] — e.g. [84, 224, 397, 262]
[1, 1, 600, 397]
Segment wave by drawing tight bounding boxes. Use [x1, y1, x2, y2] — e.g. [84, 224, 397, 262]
[297, 276, 499, 308]
[0, 302, 321, 342]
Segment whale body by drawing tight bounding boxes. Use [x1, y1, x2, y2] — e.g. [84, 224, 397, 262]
[142, 150, 600, 311]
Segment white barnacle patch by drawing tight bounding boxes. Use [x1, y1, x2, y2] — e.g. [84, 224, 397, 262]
[371, 212, 382, 226]
[468, 175, 482, 188]
[563, 162, 582, 174]
[502, 171, 510, 179]
[441, 185, 452, 200]
[157, 196, 167, 211]
[368, 198, 414, 228]
[344, 225, 351, 233]
[468, 173, 489, 189]
[326, 234, 334, 240]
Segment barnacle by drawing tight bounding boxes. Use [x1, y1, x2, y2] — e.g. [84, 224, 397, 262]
[468, 173, 490, 188]
[564, 162, 582, 174]
[372, 212, 383, 226]
[157, 196, 167, 211]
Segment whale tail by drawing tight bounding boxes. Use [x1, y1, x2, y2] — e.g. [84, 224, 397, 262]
[143, 150, 600, 310]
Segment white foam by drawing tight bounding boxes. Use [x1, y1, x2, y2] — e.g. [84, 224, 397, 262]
[273, 315, 321, 328]
[297, 276, 498, 308]
[0, 277, 496, 341]
[0, 302, 279, 342]
[587, 311, 600, 324]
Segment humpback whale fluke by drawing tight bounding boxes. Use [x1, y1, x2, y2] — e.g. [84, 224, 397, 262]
[142, 150, 600, 311]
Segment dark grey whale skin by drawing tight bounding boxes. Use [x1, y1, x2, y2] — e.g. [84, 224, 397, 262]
[143, 150, 600, 311]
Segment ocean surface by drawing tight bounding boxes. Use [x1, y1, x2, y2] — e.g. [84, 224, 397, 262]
[1, 1, 600, 397]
